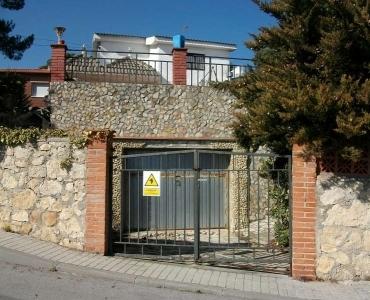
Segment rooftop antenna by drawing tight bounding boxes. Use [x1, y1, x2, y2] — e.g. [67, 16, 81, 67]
[54, 26, 66, 44]
[181, 25, 189, 35]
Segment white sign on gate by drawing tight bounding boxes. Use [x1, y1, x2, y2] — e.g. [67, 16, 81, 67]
[143, 171, 161, 197]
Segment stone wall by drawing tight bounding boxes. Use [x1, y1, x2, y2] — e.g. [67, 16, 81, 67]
[49, 82, 237, 138]
[0, 138, 87, 250]
[316, 173, 370, 280]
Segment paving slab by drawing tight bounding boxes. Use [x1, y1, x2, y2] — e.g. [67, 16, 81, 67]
[0, 230, 369, 300]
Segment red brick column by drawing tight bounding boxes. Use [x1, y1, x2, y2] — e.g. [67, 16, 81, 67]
[50, 43, 67, 82]
[84, 132, 112, 254]
[172, 48, 187, 85]
[292, 144, 317, 280]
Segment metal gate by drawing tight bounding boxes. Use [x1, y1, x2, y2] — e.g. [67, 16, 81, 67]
[113, 150, 291, 274]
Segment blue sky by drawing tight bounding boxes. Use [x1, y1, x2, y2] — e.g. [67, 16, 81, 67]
[0, 0, 275, 68]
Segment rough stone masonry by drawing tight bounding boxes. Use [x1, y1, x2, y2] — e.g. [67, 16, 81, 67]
[0, 138, 87, 250]
[49, 82, 237, 138]
[316, 172, 370, 281]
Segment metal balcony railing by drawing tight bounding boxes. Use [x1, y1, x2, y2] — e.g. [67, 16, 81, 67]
[65, 49, 252, 86]
[187, 56, 252, 86]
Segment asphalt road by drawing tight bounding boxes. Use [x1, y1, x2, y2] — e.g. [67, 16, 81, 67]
[0, 246, 298, 300]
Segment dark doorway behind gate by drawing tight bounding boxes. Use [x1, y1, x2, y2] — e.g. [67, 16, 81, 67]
[122, 150, 229, 231]
[113, 150, 291, 274]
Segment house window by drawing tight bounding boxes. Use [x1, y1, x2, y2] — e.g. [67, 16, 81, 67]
[187, 53, 205, 70]
[31, 82, 49, 97]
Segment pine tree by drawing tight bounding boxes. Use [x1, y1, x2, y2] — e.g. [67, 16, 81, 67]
[0, 0, 34, 60]
[0, 1, 43, 128]
[0, 72, 44, 128]
[225, 0, 370, 160]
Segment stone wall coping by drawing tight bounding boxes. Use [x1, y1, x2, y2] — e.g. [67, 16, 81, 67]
[0, 137, 87, 148]
[113, 136, 237, 142]
[49, 81, 229, 92]
[37, 137, 71, 142]
[0, 137, 72, 145]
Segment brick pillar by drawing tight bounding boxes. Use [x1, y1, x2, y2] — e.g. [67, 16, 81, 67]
[291, 144, 317, 280]
[84, 132, 112, 254]
[50, 43, 67, 82]
[172, 48, 187, 85]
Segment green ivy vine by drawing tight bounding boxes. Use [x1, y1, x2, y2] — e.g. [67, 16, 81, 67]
[259, 157, 290, 248]
[0, 127, 90, 149]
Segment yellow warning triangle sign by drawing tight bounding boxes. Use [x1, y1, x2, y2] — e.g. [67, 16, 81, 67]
[144, 174, 159, 187]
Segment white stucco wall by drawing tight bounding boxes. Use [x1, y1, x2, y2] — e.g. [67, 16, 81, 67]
[93, 35, 237, 85]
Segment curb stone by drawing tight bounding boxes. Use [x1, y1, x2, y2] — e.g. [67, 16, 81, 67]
[0, 231, 369, 300]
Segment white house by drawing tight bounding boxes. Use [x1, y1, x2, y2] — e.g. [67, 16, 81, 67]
[91, 33, 240, 85]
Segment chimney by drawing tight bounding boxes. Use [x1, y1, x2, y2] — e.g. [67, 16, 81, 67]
[50, 26, 67, 82]
[172, 35, 187, 85]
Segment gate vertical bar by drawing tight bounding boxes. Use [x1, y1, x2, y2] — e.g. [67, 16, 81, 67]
[120, 158, 124, 244]
[193, 150, 200, 261]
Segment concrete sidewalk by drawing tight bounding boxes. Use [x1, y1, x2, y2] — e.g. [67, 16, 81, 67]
[0, 230, 369, 300]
